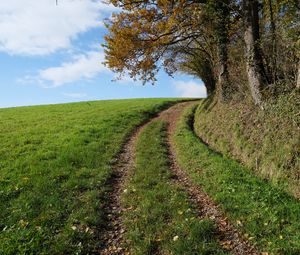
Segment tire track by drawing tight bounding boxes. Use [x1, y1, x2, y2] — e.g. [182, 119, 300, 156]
[99, 101, 260, 255]
[99, 117, 152, 254]
[98, 103, 184, 254]
[154, 102, 260, 255]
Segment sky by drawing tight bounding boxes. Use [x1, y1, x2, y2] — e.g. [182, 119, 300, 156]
[0, 0, 206, 108]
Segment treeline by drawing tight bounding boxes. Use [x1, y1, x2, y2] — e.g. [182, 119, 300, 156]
[104, 0, 300, 106]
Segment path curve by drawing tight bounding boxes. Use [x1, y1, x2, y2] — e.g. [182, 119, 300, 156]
[99, 101, 259, 255]
[98, 102, 183, 254]
[154, 102, 259, 255]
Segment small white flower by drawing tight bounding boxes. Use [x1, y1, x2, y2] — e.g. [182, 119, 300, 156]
[173, 235, 179, 241]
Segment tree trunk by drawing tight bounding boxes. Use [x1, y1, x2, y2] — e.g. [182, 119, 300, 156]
[297, 61, 300, 88]
[268, 0, 277, 82]
[203, 67, 216, 96]
[214, 0, 231, 102]
[181, 51, 216, 96]
[295, 1, 300, 88]
[243, 0, 266, 106]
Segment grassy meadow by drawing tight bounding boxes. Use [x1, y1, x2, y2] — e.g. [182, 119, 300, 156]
[1, 97, 298, 255]
[0, 99, 179, 254]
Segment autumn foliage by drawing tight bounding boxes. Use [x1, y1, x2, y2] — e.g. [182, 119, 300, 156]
[104, 0, 300, 105]
[104, 1, 206, 82]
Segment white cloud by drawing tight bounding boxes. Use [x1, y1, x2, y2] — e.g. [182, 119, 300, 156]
[174, 80, 207, 98]
[62, 92, 87, 98]
[0, 0, 115, 55]
[31, 51, 108, 87]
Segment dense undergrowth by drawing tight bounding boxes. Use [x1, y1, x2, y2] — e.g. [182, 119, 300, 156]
[194, 92, 300, 197]
[0, 99, 180, 254]
[174, 104, 300, 254]
[122, 120, 226, 255]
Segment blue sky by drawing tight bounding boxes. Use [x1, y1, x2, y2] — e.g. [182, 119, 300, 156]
[0, 0, 206, 108]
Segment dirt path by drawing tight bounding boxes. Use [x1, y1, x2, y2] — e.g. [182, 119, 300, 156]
[99, 101, 259, 255]
[99, 118, 147, 254]
[98, 103, 188, 254]
[155, 102, 259, 255]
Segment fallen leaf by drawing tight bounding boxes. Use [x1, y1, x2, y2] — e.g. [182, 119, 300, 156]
[173, 235, 179, 241]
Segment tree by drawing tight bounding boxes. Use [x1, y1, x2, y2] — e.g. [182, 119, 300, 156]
[266, 0, 277, 82]
[297, 64, 300, 88]
[104, 1, 206, 83]
[259, 0, 300, 90]
[212, 0, 232, 101]
[104, 0, 299, 104]
[243, 0, 267, 106]
[294, 0, 300, 88]
[177, 4, 218, 96]
[179, 48, 216, 96]
[104, 0, 233, 100]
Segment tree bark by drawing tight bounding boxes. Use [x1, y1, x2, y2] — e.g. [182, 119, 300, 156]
[243, 0, 266, 106]
[297, 61, 300, 88]
[268, 0, 277, 82]
[214, 0, 231, 102]
[203, 66, 216, 96]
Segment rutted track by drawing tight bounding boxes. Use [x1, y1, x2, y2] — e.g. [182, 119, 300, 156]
[99, 118, 147, 254]
[99, 102, 191, 254]
[99, 101, 260, 255]
[154, 102, 259, 255]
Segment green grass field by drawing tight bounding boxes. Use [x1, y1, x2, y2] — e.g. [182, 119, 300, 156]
[0, 99, 179, 254]
[2, 98, 299, 255]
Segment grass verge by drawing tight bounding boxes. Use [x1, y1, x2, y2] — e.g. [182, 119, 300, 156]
[122, 120, 226, 255]
[173, 104, 300, 254]
[0, 99, 179, 254]
[194, 92, 299, 197]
